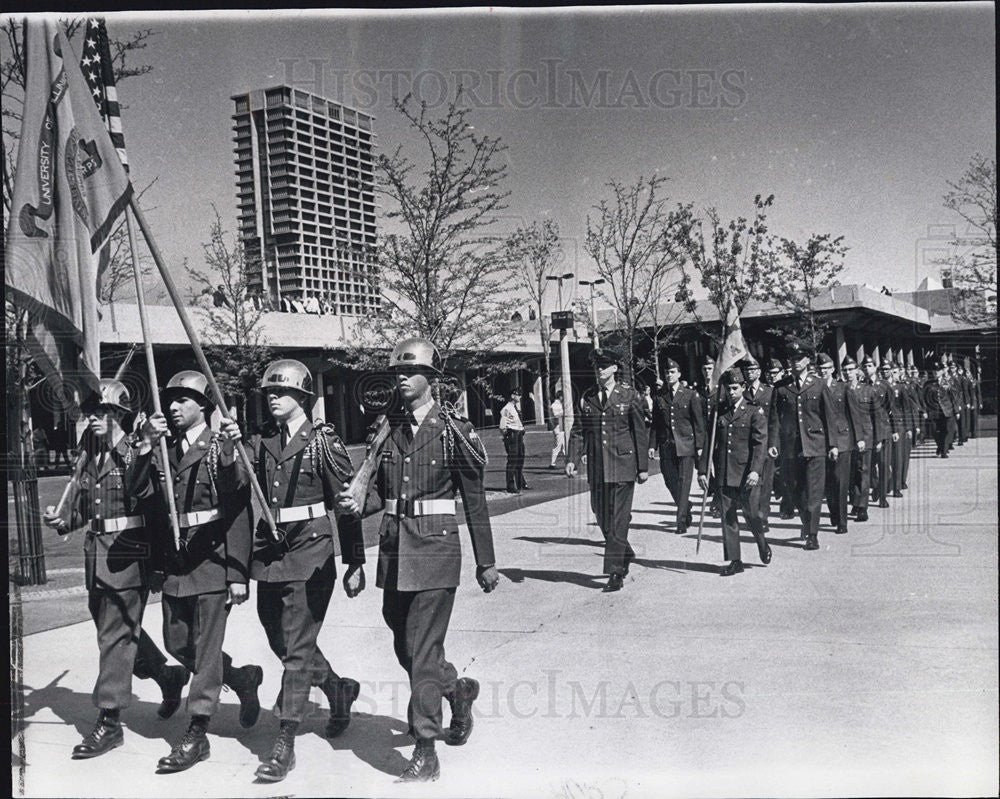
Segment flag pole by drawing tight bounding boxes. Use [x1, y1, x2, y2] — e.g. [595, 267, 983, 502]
[127, 197, 280, 541]
[696, 386, 721, 554]
[124, 209, 184, 549]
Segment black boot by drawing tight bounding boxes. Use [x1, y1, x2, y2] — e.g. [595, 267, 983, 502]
[71, 709, 123, 759]
[321, 675, 360, 739]
[223, 658, 263, 729]
[445, 677, 480, 746]
[156, 665, 190, 720]
[396, 739, 440, 783]
[157, 716, 210, 773]
[255, 721, 297, 782]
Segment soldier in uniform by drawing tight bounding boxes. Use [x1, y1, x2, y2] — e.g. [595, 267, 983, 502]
[697, 369, 771, 575]
[862, 357, 899, 507]
[127, 371, 263, 772]
[566, 348, 650, 592]
[945, 360, 965, 448]
[923, 361, 957, 457]
[906, 364, 929, 447]
[968, 365, 983, 438]
[697, 355, 722, 516]
[42, 379, 188, 759]
[769, 343, 837, 549]
[648, 357, 704, 535]
[841, 358, 875, 522]
[743, 355, 777, 531]
[251, 359, 366, 782]
[337, 337, 499, 783]
[499, 388, 528, 493]
[896, 362, 923, 490]
[817, 354, 868, 534]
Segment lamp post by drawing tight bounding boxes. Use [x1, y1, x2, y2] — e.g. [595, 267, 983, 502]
[547, 272, 576, 455]
[578, 277, 605, 348]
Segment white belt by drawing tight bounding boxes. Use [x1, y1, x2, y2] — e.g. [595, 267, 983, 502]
[275, 501, 327, 523]
[90, 515, 143, 535]
[177, 508, 223, 528]
[385, 498, 456, 517]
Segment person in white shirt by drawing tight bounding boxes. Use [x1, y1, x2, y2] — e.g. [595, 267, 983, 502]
[499, 390, 528, 493]
[549, 390, 565, 468]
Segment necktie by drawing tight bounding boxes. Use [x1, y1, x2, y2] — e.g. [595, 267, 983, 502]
[280, 425, 289, 450]
[402, 414, 415, 444]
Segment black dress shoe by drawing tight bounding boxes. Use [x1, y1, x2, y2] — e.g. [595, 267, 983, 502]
[521, 484, 531, 490]
[758, 542, 772, 564]
[890, 491, 903, 498]
[156, 666, 189, 720]
[396, 740, 440, 783]
[779, 510, 796, 520]
[761, 522, 770, 533]
[445, 677, 480, 746]
[225, 664, 263, 729]
[157, 721, 210, 773]
[804, 536, 820, 550]
[835, 524, 848, 535]
[72, 711, 123, 759]
[322, 676, 360, 739]
[901, 482, 908, 490]
[675, 523, 688, 536]
[622, 551, 635, 576]
[719, 560, 744, 577]
[855, 509, 868, 522]
[255, 724, 296, 782]
[603, 573, 624, 592]
[878, 499, 890, 508]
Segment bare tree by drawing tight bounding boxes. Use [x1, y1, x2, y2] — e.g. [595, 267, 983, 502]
[937, 154, 997, 326]
[673, 194, 777, 352]
[187, 210, 272, 426]
[638, 263, 687, 384]
[503, 218, 563, 419]
[585, 175, 681, 380]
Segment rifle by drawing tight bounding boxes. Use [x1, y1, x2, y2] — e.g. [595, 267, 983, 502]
[346, 414, 390, 513]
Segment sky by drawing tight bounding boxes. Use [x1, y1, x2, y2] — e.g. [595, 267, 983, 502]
[9, 4, 995, 312]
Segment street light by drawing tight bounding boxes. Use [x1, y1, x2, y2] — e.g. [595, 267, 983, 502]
[578, 278, 605, 348]
[546, 272, 575, 457]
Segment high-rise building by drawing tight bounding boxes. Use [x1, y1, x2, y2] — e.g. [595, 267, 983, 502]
[231, 85, 379, 315]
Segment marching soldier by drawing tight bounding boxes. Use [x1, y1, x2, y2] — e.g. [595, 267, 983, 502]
[697, 369, 771, 575]
[566, 348, 650, 592]
[969, 365, 983, 438]
[862, 357, 898, 507]
[945, 360, 964, 449]
[841, 358, 875, 522]
[923, 361, 957, 457]
[885, 362, 909, 498]
[336, 337, 499, 783]
[958, 364, 975, 443]
[42, 379, 188, 759]
[906, 364, 929, 446]
[697, 355, 722, 516]
[817, 354, 867, 534]
[743, 355, 777, 530]
[897, 363, 923, 490]
[127, 371, 263, 772]
[251, 359, 366, 782]
[769, 343, 837, 549]
[648, 357, 705, 535]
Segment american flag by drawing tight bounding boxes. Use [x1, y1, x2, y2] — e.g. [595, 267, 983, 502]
[79, 18, 128, 172]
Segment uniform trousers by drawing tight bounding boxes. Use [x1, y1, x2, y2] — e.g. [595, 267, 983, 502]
[784, 454, 826, 539]
[589, 480, 636, 575]
[947, 416, 958, 449]
[162, 591, 230, 718]
[88, 587, 166, 709]
[777, 460, 796, 516]
[970, 406, 979, 438]
[889, 437, 905, 492]
[550, 426, 565, 466]
[718, 484, 767, 561]
[658, 445, 694, 528]
[850, 449, 872, 510]
[503, 430, 527, 491]
[257, 559, 339, 722]
[757, 456, 776, 524]
[381, 587, 458, 741]
[958, 408, 969, 442]
[825, 451, 852, 526]
[871, 440, 891, 501]
[898, 432, 913, 488]
[933, 417, 954, 455]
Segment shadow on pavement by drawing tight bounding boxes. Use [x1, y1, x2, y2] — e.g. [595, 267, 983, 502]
[498, 567, 605, 590]
[512, 536, 603, 547]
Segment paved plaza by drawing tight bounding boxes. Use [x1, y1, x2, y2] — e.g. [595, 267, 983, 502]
[11, 435, 998, 798]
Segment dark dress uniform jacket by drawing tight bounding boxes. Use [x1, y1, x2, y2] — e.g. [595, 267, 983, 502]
[252, 420, 365, 583]
[650, 384, 705, 455]
[771, 373, 836, 457]
[867, 380, 898, 440]
[825, 379, 867, 451]
[923, 380, 955, 419]
[845, 382, 874, 446]
[71, 435, 159, 591]
[365, 404, 495, 592]
[699, 400, 767, 488]
[568, 382, 650, 483]
[126, 426, 252, 597]
[744, 383, 775, 447]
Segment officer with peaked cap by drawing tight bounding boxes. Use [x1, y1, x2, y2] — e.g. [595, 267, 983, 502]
[42, 379, 189, 759]
[923, 360, 956, 456]
[698, 368, 771, 574]
[742, 355, 778, 530]
[567, 347, 649, 592]
[840, 357, 875, 521]
[250, 358, 366, 782]
[649, 357, 704, 535]
[862, 356, 898, 507]
[128, 370, 262, 772]
[337, 337, 499, 783]
[769, 343, 837, 549]
[817, 354, 868, 534]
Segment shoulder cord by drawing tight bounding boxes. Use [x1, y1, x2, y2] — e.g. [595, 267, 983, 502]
[312, 427, 354, 483]
[440, 405, 488, 469]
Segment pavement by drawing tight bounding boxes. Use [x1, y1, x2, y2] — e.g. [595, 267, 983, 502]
[10, 433, 998, 797]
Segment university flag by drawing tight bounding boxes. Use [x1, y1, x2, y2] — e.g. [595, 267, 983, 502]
[710, 295, 748, 391]
[4, 20, 133, 402]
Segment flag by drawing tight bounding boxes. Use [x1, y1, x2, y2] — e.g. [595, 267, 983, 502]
[710, 295, 748, 391]
[4, 20, 133, 403]
[80, 17, 130, 286]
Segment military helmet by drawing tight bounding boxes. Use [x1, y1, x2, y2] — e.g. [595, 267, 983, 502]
[90, 378, 131, 414]
[388, 337, 442, 374]
[260, 359, 314, 395]
[161, 370, 215, 410]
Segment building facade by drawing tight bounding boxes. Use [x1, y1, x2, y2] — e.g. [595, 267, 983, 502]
[231, 85, 379, 314]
